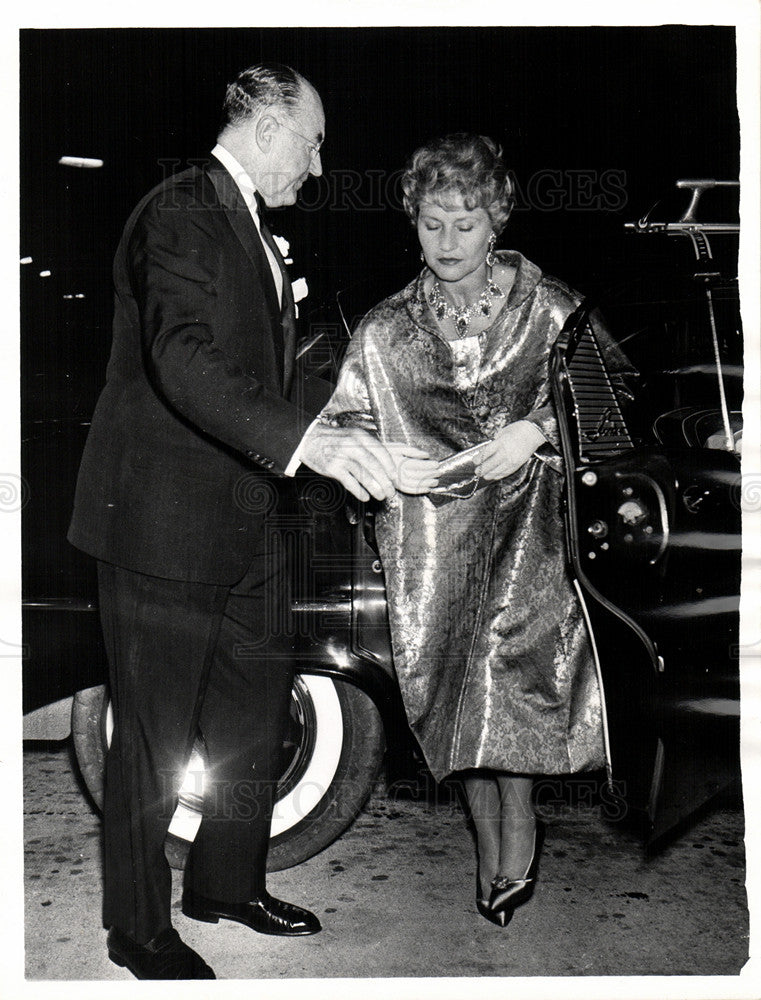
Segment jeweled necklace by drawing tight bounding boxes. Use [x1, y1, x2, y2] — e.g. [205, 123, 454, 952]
[428, 274, 504, 335]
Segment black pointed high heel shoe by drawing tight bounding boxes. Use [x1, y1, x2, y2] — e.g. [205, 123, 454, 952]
[486, 822, 545, 928]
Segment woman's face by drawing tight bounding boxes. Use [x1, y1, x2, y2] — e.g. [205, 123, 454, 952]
[417, 196, 494, 284]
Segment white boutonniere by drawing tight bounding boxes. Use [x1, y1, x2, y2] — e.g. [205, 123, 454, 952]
[272, 234, 308, 318]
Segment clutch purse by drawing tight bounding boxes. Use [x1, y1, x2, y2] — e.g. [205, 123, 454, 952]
[428, 442, 491, 507]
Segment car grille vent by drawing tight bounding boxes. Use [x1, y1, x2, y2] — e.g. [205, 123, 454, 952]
[564, 319, 635, 461]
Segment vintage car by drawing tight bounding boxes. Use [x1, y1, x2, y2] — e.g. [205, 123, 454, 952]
[21, 178, 742, 869]
[548, 179, 742, 843]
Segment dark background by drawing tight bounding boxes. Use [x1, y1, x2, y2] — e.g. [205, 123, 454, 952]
[21, 26, 739, 315]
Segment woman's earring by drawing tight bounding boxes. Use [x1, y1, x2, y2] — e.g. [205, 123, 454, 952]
[486, 233, 497, 268]
[420, 250, 426, 264]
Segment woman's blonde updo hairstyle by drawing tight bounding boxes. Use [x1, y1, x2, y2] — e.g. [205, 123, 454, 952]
[401, 133, 514, 236]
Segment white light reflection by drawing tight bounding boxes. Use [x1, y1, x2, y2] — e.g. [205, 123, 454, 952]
[58, 155, 104, 169]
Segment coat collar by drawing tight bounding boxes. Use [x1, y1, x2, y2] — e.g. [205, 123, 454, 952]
[407, 250, 544, 334]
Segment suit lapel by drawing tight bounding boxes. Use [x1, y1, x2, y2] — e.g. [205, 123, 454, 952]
[205, 163, 286, 382]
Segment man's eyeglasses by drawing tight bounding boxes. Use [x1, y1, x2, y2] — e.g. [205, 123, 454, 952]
[276, 119, 324, 160]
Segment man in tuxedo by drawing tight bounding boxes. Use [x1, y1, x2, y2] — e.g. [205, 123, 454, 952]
[68, 62, 433, 980]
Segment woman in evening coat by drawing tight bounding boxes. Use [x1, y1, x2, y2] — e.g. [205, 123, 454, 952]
[321, 134, 634, 926]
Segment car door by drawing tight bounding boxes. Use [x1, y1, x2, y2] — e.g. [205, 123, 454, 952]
[551, 280, 741, 846]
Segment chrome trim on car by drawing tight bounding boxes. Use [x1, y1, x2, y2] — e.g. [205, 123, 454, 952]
[24, 598, 96, 611]
[291, 600, 352, 613]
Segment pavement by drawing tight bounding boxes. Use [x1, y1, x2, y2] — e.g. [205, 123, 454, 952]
[21, 740, 752, 992]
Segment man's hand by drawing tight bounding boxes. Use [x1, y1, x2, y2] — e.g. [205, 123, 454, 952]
[300, 425, 437, 501]
[475, 420, 546, 481]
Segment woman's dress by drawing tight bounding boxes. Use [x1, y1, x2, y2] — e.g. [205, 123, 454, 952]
[321, 251, 633, 781]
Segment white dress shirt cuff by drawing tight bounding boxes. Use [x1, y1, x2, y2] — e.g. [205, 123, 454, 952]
[284, 419, 320, 477]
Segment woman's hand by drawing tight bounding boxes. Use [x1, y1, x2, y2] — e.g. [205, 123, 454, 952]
[475, 421, 546, 480]
[385, 441, 440, 494]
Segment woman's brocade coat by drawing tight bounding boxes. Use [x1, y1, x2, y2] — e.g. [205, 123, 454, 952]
[322, 251, 633, 781]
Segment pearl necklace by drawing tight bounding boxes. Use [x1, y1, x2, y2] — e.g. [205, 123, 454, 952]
[428, 275, 504, 335]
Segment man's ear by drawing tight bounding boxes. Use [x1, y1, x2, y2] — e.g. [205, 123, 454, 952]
[255, 114, 278, 153]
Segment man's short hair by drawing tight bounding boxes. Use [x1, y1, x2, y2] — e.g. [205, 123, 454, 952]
[221, 63, 305, 129]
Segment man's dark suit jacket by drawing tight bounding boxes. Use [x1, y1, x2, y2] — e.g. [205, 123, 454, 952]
[68, 159, 330, 584]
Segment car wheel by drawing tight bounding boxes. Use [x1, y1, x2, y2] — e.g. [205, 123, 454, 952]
[71, 674, 385, 871]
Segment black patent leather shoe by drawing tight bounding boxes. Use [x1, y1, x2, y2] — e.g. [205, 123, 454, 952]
[485, 822, 545, 928]
[182, 886, 322, 936]
[107, 926, 215, 979]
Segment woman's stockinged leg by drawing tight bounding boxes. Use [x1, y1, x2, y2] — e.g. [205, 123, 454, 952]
[461, 771, 501, 899]
[494, 773, 536, 880]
